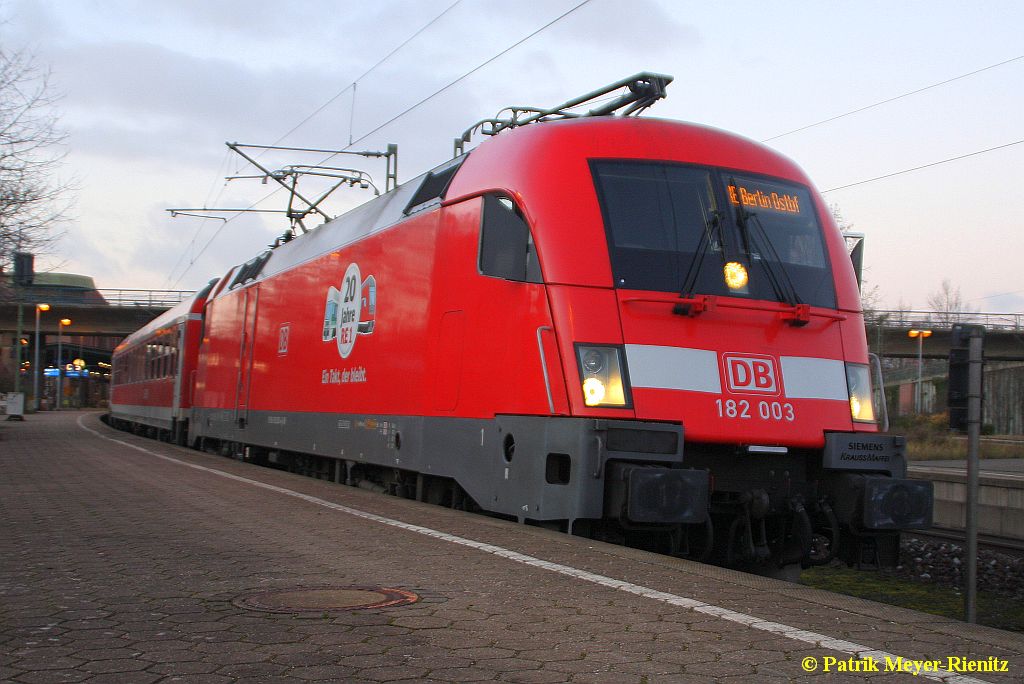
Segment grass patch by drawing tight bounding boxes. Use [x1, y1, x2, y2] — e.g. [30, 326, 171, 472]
[800, 564, 1024, 632]
[889, 414, 1024, 461]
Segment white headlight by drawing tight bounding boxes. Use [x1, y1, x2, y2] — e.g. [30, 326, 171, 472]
[576, 344, 631, 408]
[846, 363, 876, 422]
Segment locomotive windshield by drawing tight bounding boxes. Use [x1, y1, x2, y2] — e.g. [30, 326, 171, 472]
[592, 161, 836, 308]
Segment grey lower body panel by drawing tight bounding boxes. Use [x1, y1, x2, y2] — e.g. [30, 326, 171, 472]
[189, 408, 688, 523]
[110, 403, 177, 431]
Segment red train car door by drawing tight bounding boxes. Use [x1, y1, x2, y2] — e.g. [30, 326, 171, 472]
[234, 286, 259, 428]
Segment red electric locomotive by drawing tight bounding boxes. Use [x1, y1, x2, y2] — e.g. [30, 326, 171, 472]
[111, 74, 932, 569]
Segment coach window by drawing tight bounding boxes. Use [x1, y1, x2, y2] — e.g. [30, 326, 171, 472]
[162, 334, 171, 377]
[479, 194, 542, 283]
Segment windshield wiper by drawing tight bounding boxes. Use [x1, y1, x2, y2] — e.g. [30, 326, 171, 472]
[746, 212, 802, 307]
[729, 176, 801, 308]
[678, 209, 724, 300]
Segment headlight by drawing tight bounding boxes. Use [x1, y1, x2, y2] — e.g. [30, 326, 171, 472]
[846, 363, 876, 422]
[576, 344, 631, 408]
[723, 261, 749, 290]
[582, 350, 604, 374]
[582, 377, 606, 405]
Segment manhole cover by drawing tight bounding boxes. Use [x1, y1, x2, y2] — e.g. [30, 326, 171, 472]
[235, 586, 419, 613]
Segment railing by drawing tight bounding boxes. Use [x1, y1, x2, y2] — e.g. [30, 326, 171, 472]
[97, 289, 195, 308]
[865, 309, 1022, 331]
[0, 287, 194, 308]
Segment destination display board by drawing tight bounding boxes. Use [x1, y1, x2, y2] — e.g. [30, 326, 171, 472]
[728, 183, 802, 215]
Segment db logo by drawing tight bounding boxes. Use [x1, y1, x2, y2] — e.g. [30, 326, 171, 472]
[722, 354, 781, 395]
[277, 323, 290, 356]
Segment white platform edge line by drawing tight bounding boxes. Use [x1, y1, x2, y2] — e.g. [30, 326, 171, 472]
[76, 415, 992, 684]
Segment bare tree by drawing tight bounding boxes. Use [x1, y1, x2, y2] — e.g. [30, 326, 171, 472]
[927, 278, 975, 327]
[829, 202, 850, 231]
[860, 282, 888, 323]
[0, 44, 69, 279]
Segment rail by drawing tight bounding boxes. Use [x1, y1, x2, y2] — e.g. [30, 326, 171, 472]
[866, 309, 1023, 331]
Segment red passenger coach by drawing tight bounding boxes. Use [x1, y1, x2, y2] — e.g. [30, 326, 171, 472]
[110, 280, 216, 444]
[113, 74, 932, 569]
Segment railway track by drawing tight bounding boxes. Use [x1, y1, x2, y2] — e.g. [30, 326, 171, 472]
[905, 527, 1024, 558]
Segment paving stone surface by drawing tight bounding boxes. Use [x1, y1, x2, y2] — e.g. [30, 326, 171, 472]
[1, 411, 1022, 683]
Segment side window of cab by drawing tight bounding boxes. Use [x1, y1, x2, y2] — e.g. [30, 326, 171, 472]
[478, 194, 542, 283]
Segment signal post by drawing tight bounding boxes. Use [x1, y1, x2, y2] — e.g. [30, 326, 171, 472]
[948, 324, 985, 624]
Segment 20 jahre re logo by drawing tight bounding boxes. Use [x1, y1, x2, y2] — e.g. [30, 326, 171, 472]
[322, 262, 376, 359]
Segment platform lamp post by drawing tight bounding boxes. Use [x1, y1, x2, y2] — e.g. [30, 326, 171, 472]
[56, 317, 71, 411]
[34, 303, 50, 411]
[907, 329, 932, 414]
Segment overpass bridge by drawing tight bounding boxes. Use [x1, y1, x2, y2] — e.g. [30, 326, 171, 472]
[1, 284, 193, 404]
[865, 310, 1024, 361]
[0, 287, 193, 339]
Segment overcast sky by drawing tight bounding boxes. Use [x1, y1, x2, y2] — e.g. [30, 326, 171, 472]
[4, 0, 1022, 314]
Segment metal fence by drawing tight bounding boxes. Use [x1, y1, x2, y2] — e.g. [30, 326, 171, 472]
[96, 289, 195, 308]
[866, 310, 1023, 331]
[0, 287, 195, 308]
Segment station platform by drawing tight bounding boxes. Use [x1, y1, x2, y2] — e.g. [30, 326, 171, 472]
[908, 462, 1024, 542]
[2, 411, 1023, 683]
[911, 459, 1024, 475]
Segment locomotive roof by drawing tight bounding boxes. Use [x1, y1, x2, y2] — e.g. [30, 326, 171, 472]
[248, 157, 458, 286]
[445, 116, 813, 198]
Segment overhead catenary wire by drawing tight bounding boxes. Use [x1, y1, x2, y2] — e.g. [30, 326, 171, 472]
[165, 148, 234, 288]
[761, 55, 1023, 142]
[306, 0, 595, 173]
[967, 288, 1024, 303]
[172, 1, 593, 289]
[346, 0, 594, 149]
[301, 0, 594, 175]
[172, 2, 466, 288]
[821, 139, 1023, 193]
[266, 0, 465, 151]
[168, 185, 282, 289]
